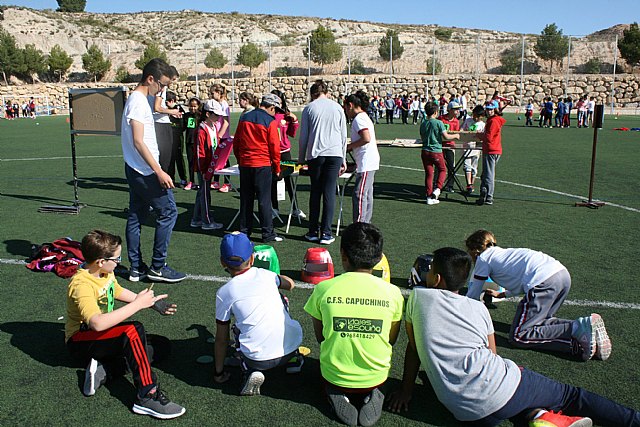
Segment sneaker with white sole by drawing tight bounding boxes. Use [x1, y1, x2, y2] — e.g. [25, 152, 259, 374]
[358, 388, 385, 427]
[432, 188, 441, 200]
[240, 371, 265, 396]
[426, 197, 440, 205]
[218, 183, 231, 193]
[190, 220, 203, 228]
[183, 182, 193, 190]
[320, 234, 335, 245]
[129, 263, 149, 282]
[591, 313, 612, 361]
[83, 358, 106, 397]
[529, 410, 592, 427]
[147, 264, 186, 283]
[573, 316, 596, 361]
[132, 388, 186, 419]
[201, 221, 223, 230]
[304, 232, 320, 242]
[264, 235, 284, 243]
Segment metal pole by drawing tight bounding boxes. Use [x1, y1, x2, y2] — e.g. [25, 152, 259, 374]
[307, 36, 311, 82]
[194, 44, 199, 99]
[432, 38, 437, 98]
[475, 36, 480, 102]
[389, 35, 393, 81]
[611, 34, 618, 114]
[565, 36, 572, 96]
[231, 42, 235, 111]
[268, 41, 272, 92]
[348, 36, 351, 83]
[520, 35, 525, 108]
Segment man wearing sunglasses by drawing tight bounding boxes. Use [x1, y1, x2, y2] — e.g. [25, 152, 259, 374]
[121, 58, 186, 283]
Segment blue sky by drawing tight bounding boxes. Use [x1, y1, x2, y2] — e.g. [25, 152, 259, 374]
[5, 0, 636, 36]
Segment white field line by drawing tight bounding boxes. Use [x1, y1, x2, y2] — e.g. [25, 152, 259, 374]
[381, 164, 640, 214]
[0, 155, 123, 162]
[3, 258, 639, 310]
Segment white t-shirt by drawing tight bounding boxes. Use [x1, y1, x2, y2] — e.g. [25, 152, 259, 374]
[587, 100, 595, 112]
[467, 246, 566, 300]
[351, 112, 379, 173]
[461, 95, 468, 111]
[150, 87, 170, 124]
[121, 91, 159, 176]
[215, 267, 303, 361]
[406, 288, 521, 421]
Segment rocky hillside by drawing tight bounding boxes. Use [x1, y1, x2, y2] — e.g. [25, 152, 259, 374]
[0, 6, 631, 82]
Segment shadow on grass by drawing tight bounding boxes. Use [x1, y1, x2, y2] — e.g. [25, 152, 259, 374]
[492, 320, 579, 362]
[4, 239, 34, 258]
[0, 321, 77, 368]
[68, 177, 129, 193]
[369, 182, 426, 205]
[1, 192, 119, 211]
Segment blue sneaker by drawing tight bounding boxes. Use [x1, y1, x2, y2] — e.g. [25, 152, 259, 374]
[320, 234, 335, 245]
[573, 316, 596, 361]
[129, 263, 149, 282]
[147, 264, 186, 283]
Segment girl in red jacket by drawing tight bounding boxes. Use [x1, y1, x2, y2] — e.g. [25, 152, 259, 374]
[477, 103, 506, 205]
[191, 100, 225, 230]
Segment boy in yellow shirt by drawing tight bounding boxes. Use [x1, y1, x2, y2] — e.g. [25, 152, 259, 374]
[65, 230, 184, 419]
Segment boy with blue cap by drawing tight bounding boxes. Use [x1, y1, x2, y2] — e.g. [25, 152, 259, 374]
[213, 232, 303, 395]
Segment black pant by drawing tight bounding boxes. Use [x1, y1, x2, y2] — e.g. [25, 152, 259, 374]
[239, 165, 276, 240]
[386, 109, 394, 124]
[67, 321, 156, 398]
[401, 109, 409, 124]
[185, 142, 195, 183]
[271, 151, 296, 211]
[155, 122, 173, 174]
[169, 129, 187, 183]
[308, 156, 342, 237]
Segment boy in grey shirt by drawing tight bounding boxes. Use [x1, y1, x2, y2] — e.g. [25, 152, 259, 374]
[388, 247, 639, 426]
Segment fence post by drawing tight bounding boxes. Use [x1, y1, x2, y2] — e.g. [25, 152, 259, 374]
[268, 41, 272, 92]
[194, 44, 199, 99]
[611, 34, 618, 114]
[307, 35, 311, 82]
[475, 36, 480, 102]
[231, 42, 235, 112]
[348, 36, 352, 84]
[520, 35, 525, 107]
[565, 36, 572, 96]
[389, 35, 393, 81]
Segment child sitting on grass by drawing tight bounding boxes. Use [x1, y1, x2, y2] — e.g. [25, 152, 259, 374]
[65, 230, 184, 419]
[304, 222, 404, 426]
[388, 247, 640, 426]
[213, 232, 303, 395]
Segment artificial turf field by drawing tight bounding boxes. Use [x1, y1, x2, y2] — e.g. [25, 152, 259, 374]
[1, 112, 639, 426]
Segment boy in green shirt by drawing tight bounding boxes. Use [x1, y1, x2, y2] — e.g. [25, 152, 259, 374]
[304, 222, 404, 426]
[419, 102, 460, 205]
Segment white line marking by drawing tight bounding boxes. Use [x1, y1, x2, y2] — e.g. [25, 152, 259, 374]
[0, 155, 123, 162]
[381, 164, 640, 213]
[3, 258, 639, 310]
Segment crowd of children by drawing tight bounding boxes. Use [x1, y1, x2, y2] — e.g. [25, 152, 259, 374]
[3, 97, 36, 119]
[66, 223, 640, 425]
[525, 95, 596, 128]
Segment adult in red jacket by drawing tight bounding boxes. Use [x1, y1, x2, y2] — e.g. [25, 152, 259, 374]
[233, 93, 283, 242]
[477, 103, 506, 205]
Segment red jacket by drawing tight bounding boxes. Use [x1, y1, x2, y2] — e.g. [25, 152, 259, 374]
[481, 115, 506, 154]
[195, 121, 218, 174]
[233, 108, 281, 174]
[438, 115, 460, 148]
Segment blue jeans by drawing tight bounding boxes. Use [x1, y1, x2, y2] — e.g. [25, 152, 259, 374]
[125, 164, 178, 270]
[473, 368, 640, 426]
[307, 156, 343, 237]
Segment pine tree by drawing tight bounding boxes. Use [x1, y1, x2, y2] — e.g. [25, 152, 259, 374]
[304, 24, 342, 73]
[534, 23, 569, 74]
[48, 44, 73, 82]
[0, 29, 22, 85]
[20, 44, 46, 83]
[204, 47, 227, 75]
[236, 42, 267, 75]
[135, 43, 168, 71]
[618, 22, 640, 73]
[56, 0, 86, 12]
[82, 44, 111, 82]
[379, 29, 404, 63]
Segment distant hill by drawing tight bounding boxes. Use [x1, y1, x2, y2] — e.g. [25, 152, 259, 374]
[0, 6, 631, 82]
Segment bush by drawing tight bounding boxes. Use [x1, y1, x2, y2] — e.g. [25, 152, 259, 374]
[426, 58, 442, 74]
[434, 28, 453, 42]
[114, 66, 132, 83]
[582, 57, 602, 74]
[272, 66, 293, 77]
[345, 58, 366, 75]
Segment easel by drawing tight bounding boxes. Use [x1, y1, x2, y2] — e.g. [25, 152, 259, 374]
[575, 104, 605, 209]
[39, 87, 127, 214]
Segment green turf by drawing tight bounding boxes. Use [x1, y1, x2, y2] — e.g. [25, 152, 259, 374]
[1, 113, 639, 426]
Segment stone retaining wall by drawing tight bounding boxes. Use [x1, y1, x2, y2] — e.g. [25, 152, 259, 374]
[1, 74, 638, 113]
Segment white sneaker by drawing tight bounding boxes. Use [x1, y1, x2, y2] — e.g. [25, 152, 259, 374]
[293, 209, 306, 219]
[432, 188, 441, 200]
[426, 198, 440, 205]
[202, 221, 223, 230]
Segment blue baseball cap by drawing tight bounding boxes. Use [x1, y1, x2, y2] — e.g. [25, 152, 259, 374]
[220, 232, 254, 267]
[484, 102, 498, 110]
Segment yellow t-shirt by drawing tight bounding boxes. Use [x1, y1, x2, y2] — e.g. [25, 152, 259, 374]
[304, 271, 404, 388]
[65, 269, 124, 342]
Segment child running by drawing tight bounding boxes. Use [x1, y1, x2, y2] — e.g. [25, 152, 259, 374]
[213, 232, 303, 395]
[345, 90, 380, 223]
[464, 229, 611, 361]
[191, 99, 225, 230]
[388, 247, 640, 426]
[65, 230, 184, 419]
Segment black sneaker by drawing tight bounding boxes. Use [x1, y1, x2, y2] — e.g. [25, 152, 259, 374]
[358, 388, 385, 427]
[129, 263, 149, 282]
[147, 264, 186, 283]
[327, 386, 358, 426]
[285, 354, 304, 374]
[132, 388, 186, 419]
[263, 235, 284, 243]
[83, 358, 106, 397]
[240, 371, 265, 396]
[304, 232, 320, 242]
[320, 234, 335, 245]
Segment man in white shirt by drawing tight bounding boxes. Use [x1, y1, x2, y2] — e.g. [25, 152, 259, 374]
[121, 58, 186, 284]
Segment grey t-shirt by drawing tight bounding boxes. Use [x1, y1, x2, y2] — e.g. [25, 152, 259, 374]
[406, 288, 521, 421]
[298, 97, 347, 162]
